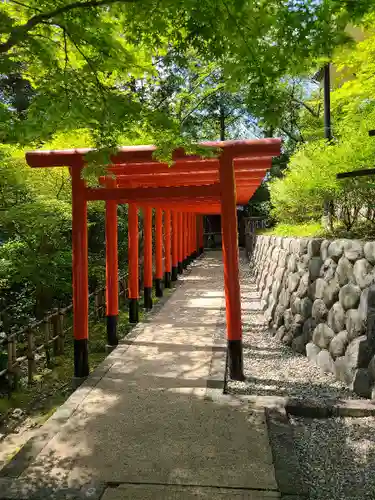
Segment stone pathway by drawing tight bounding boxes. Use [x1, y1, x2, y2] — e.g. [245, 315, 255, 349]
[0, 252, 281, 500]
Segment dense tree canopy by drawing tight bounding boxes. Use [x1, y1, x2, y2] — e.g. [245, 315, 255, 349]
[0, 0, 367, 149]
[270, 13, 375, 236]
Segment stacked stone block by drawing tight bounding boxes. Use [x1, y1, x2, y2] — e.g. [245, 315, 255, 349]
[250, 235, 375, 398]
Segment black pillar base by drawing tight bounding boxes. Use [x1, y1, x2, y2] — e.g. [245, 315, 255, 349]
[183, 259, 188, 269]
[106, 315, 118, 347]
[178, 262, 183, 274]
[199, 246, 204, 255]
[227, 340, 246, 381]
[192, 251, 198, 260]
[144, 286, 153, 310]
[171, 267, 178, 281]
[155, 278, 163, 298]
[129, 298, 139, 324]
[74, 339, 89, 379]
[164, 271, 172, 288]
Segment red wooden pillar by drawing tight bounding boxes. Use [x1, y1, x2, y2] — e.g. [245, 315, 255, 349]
[155, 208, 163, 298]
[199, 215, 204, 254]
[71, 164, 89, 382]
[143, 206, 153, 309]
[190, 214, 194, 260]
[178, 212, 183, 274]
[128, 203, 139, 323]
[187, 213, 193, 263]
[164, 209, 172, 288]
[193, 215, 198, 257]
[105, 177, 119, 349]
[172, 211, 179, 280]
[183, 213, 188, 269]
[219, 152, 245, 381]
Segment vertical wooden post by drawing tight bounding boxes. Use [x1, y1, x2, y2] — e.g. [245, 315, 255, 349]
[155, 208, 163, 297]
[143, 206, 153, 309]
[164, 209, 172, 287]
[43, 315, 51, 368]
[219, 152, 245, 381]
[193, 215, 198, 257]
[105, 178, 119, 350]
[183, 213, 188, 269]
[27, 327, 35, 385]
[128, 203, 139, 323]
[178, 212, 183, 274]
[71, 163, 89, 382]
[172, 211, 179, 281]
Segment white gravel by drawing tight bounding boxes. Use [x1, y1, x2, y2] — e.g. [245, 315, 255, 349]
[290, 416, 375, 500]
[227, 258, 357, 401]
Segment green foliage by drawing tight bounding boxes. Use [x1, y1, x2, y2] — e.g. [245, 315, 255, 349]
[259, 222, 324, 238]
[269, 19, 375, 235]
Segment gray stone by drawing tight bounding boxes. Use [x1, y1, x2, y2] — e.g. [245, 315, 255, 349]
[334, 356, 355, 385]
[297, 239, 309, 254]
[281, 331, 294, 346]
[346, 308, 365, 341]
[358, 287, 370, 319]
[282, 237, 292, 251]
[322, 277, 340, 308]
[314, 278, 327, 299]
[284, 309, 294, 330]
[274, 304, 287, 328]
[290, 321, 303, 339]
[292, 334, 309, 354]
[287, 254, 298, 273]
[328, 240, 345, 262]
[279, 288, 291, 308]
[309, 257, 323, 281]
[275, 326, 286, 342]
[353, 258, 375, 289]
[302, 317, 316, 341]
[344, 239, 364, 261]
[345, 335, 372, 370]
[327, 302, 346, 333]
[320, 240, 331, 261]
[290, 294, 301, 315]
[368, 354, 375, 381]
[336, 256, 354, 286]
[306, 342, 321, 364]
[312, 323, 335, 349]
[297, 254, 310, 273]
[351, 368, 372, 398]
[320, 258, 337, 281]
[296, 272, 309, 298]
[339, 283, 361, 310]
[300, 297, 313, 319]
[367, 285, 375, 353]
[287, 272, 301, 293]
[364, 241, 375, 265]
[312, 299, 328, 322]
[308, 238, 323, 257]
[317, 349, 335, 374]
[278, 249, 288, 268]
[329, 330, 349, 359]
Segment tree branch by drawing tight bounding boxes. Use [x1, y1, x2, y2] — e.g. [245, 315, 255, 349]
[291, 97, 319, 117]
[0, 0, 138, 54]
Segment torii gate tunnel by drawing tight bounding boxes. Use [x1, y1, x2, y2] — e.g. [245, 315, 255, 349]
[26, 139, 281, 383]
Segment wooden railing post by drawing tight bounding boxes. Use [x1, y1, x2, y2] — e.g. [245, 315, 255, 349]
[44, 314, 51, 368]
[52, 308, 65, 355]
[27, 327, 36, 385]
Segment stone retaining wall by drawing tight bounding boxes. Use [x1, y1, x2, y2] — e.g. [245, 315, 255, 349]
[250, 235, 375, 398]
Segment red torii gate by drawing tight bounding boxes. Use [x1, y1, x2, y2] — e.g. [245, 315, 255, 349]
[26, 139, 281, 384]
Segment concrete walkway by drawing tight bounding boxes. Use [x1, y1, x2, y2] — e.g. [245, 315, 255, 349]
[1, 252, 280, 499]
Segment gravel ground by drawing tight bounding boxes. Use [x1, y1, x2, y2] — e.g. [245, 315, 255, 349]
[227, 257, 358, 401]
[290, 416, 375, 500]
